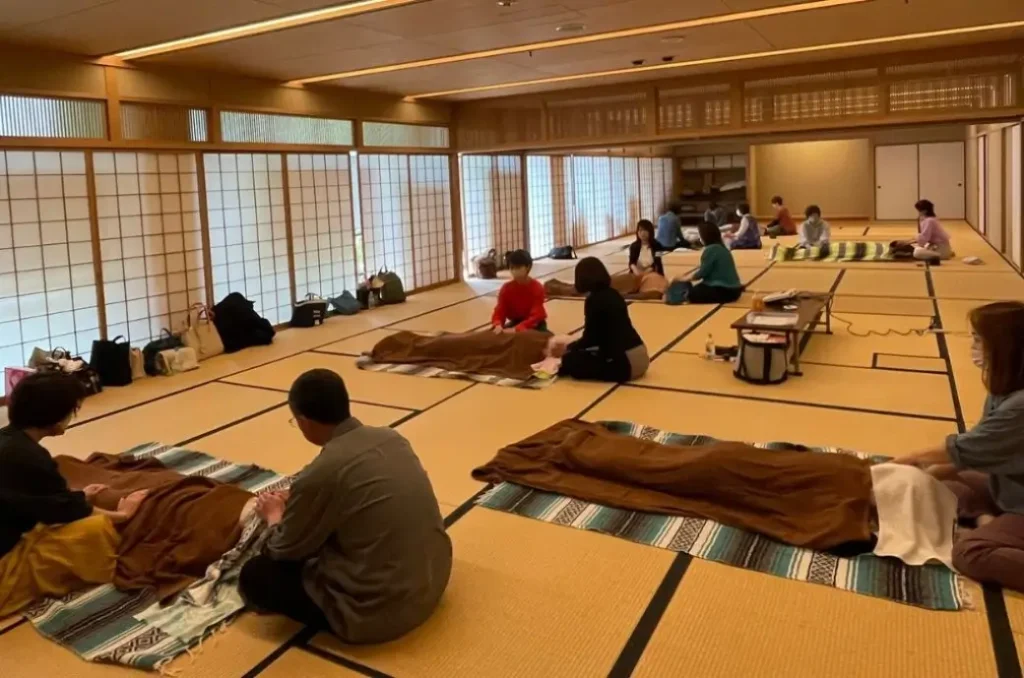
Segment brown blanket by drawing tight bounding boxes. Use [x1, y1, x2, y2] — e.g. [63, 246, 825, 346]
[370, 330, 550, 380]
[545, 273, 666, 300]
[57, 454, 253, 600]
[472, 419, 874, 549]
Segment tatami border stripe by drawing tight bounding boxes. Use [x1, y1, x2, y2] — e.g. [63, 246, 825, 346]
[240, 626, 318, 678]
[606, 552, 692, 678]
[299, 644, 395, 678]
[0, 618, 26, 638]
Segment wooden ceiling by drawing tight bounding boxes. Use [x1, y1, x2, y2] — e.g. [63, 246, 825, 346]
[1, 0, 1022, 101]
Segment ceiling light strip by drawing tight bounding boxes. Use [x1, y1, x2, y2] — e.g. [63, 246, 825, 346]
[406, 20, 1024, 100]
[291, 0, 868, 84]
[111, 0, 421, 60]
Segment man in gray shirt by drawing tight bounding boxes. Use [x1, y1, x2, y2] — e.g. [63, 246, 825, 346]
[239, 369, 452, 643]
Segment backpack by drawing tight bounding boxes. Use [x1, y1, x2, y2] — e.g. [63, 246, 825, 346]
[548, 246, 576, 260]
[472, 249, 498, 278]
[664, 280, 691, 306]
[212, 293, 276, 353]
[377, 270, 406, 305]
[734, 332, 789, 385]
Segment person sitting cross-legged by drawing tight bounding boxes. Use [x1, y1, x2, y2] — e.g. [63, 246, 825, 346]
[238, 369, 452, 643]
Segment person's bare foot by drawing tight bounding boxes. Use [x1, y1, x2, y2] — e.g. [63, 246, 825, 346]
[977, 514, 996, 527]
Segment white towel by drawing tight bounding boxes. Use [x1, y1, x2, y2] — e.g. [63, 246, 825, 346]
[871, 463, 958, 568]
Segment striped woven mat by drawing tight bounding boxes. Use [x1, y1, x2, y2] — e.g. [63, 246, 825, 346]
[477, 421, 966, 611]
[25, 443, 289, 670]
[770, 241, 896, 262]
[356, 354, 556, 389]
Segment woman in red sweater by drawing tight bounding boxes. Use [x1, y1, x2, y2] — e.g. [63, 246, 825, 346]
[491, 249, 548, 333]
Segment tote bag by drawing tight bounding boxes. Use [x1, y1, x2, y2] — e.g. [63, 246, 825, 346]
[181, 304, 224, 361]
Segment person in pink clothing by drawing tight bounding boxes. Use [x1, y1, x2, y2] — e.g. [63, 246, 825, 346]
[911, 199, 954, 262]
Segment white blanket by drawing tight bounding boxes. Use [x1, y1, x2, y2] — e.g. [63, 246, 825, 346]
[871, 463, 958, 568]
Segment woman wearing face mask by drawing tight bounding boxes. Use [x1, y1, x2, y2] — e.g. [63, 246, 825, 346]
[895, 302, 1024, 592]
[0, 372, 143, 616]
[724, 203, 761, 250]
[629, 220, 668, 277]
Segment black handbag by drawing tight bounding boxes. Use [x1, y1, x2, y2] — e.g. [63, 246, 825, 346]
[291, 294, 328, 328]
[90, 335, 132, 386]
[142, 330, 183, 376]
[548, 246, 577, 260]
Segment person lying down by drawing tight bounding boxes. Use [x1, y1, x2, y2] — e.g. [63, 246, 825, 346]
[544, 270, 668, 300]
[474, 419, 963, 566]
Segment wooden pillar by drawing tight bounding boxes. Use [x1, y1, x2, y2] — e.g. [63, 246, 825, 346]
[449, 153, 465, 281]
[195, 152, 216, 306]
[103, 67, 121, 143]
[84, 152, 108, 339]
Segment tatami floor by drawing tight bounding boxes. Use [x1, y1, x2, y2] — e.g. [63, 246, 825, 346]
[1, 221, 1022, 677]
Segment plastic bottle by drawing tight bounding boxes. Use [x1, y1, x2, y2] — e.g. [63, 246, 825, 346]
[704, 333, 715, 360]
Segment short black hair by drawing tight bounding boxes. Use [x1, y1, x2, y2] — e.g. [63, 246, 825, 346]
[8, 371, 87, 429]
[771, 195, 784, 206]
[915, 199, 936, 218]
[738, 203, 751, 215]
[288, 369, 351, 425]
[698, 221, 723, 246]
[805, 204, 822, 218]
[636, 220, 655, 240]
[507, 249, 532, 269]
[574, 257, 611, 294]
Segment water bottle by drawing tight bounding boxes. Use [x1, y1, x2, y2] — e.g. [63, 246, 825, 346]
[704, 333, 715, 360]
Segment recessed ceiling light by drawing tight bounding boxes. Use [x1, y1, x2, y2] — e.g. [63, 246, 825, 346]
[555, 23, 586, 33]
[660, 35, 686, 44]
[290, 0, 867, 85]
[406, 19, 1024, 99]
[496, 0, 517, 6]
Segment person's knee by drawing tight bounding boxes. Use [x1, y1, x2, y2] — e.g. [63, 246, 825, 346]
[952, 535, 996, 582]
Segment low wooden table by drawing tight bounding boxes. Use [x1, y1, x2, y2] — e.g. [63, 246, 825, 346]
[730, 293, 833, 375]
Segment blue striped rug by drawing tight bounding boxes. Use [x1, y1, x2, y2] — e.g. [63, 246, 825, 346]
[477, 421, 966, 611]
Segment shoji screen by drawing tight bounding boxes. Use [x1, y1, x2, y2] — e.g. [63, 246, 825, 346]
[623, 158, 641, 235]
[0, 150, 99, 384]
[205, 153, 291, 325]
[359, 154, 413, 287]
[409, 154, 454, 289]
[571, 156, 596, 246]
[661, 158, 675, 206]
[649, 160, 665, 215]
[556, 156, 576, 248]
[287, 153, 359, 299]
[610, 158, 628, 237]
[639, 158, 657, 220]
[526, 156, 556, 256]
[96, 152, 205, 345]
[459, 155, 524, 273]
[592, 157, 613, 243]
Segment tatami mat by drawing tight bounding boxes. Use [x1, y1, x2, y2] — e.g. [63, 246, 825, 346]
[801, 314, 938, 368]
[223, 352, 467, 410]
[931, 271, 1024, 300]
[584, 385, 956, 457]
[746, 266, 839, 293]
[190, 401, 409, 475]
[830, 295, 936, 316]
[260, 649, 365, 678]
[632, 560, 995, 678]
[395, 379, 612, 506]
[874, 354, 947, 373]
[317, 328, 399, 356]
[50, 382, 285, 459]
[837, 269, 930, 298]
[641, 352, 956, 419]
[390, 297, 499, 333]
[309, 509, 673, 678]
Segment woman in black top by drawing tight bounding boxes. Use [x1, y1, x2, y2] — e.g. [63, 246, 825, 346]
[556, 257, 649, 383]
[0, 373, 142, 616]
[628, 220, 669, 277]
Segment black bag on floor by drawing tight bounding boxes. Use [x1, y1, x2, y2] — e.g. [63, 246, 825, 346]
[142, 330, 183, 377]
[377, 270, 406, 305]
[213, 293, 276, 353]
[90, 335, 132, 386]
[548, 246, 577, 260]
[291, 294, 328, 328]
[37, 349, 103, 396]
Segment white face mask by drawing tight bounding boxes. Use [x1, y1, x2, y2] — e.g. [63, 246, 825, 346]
[971, 335, 984, 368]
